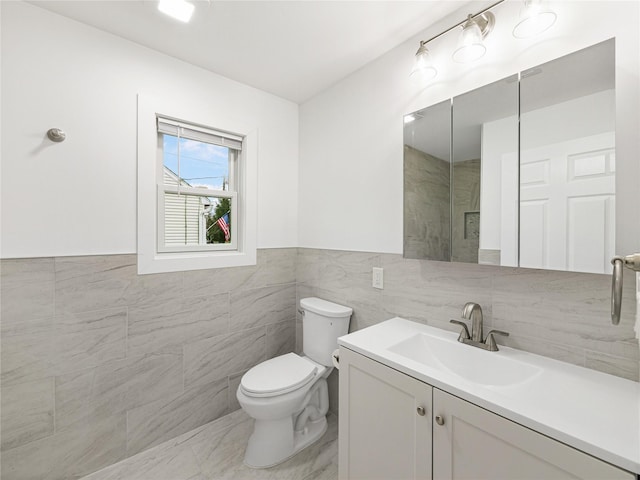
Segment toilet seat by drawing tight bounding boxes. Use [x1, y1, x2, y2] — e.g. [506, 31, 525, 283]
[240, 353, 321, 398]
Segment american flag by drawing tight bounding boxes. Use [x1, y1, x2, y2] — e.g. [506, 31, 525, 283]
[217, 213, 230, 242]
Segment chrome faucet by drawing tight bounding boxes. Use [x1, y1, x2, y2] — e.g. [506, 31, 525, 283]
[462, 302, 483, 342]
[450, 302, 509, 352]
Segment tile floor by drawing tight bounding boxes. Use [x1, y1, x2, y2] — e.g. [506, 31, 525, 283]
[81, 410, 338, 480]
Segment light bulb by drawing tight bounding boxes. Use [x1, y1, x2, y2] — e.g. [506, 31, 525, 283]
[410, 43, 438, 84]
[513, 0, 557, 38]
[452, 16, 487, 63]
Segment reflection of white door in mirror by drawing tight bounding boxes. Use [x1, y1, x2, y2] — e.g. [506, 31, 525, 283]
[519, 132, 615, 274]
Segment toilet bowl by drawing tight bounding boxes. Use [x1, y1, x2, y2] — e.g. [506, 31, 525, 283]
[236, 297, 352, 468]
[237, 353, 331, 468]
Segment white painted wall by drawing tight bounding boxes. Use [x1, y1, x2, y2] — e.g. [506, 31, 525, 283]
[522, 89, 616, 151]
[299, 1, 640, 256]
[479, 115, 517, 254]
[0, 1, 299, 258]
[2, 1, 638, 260]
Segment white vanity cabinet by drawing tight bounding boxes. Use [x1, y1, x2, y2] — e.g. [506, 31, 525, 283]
[338, 345, 433, 480]
[339, 347, 635, 480]
[433, 388, 633, 480]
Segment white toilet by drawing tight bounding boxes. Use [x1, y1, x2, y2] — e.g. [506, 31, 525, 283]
[236, 297, 352, 468]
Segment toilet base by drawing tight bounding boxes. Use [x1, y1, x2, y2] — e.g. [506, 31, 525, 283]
[243, 416, 328, 469]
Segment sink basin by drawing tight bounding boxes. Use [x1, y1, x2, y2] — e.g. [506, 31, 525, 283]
[388, 332, 542, 387]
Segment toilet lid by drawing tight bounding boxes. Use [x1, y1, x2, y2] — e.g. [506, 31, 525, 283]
[240, 353, 318, 397]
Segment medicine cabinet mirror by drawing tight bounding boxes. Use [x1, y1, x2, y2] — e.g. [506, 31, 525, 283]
[403, 39, 615, 274]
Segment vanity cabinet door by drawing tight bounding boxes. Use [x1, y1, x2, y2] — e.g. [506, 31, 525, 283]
[339, 347, 432, 480]
[432, 389, 634, 480]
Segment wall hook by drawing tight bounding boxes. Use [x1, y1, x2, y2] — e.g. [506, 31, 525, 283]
[47, 128, 66, 143]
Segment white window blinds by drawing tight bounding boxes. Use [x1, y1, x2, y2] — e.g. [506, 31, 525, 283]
[157, 117, 243, 151]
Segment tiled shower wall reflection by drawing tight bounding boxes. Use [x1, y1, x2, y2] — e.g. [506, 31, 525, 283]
[0, 249, 297, 480]
[296, 248, 640, 402]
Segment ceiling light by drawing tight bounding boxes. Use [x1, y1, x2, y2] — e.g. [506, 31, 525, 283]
[512, 0, 557, 38]
[452, 13, 494, 63]
[158, 0, 195, 23]
[410, 42, 438, 84]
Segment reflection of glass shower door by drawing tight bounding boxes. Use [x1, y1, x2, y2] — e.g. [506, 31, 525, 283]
[519, 131, 615, 273]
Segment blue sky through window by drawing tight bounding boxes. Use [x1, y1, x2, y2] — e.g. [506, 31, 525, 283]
[163, 134, 230, 190]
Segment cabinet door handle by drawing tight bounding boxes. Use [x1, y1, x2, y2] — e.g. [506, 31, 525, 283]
[416, 406, 426, 416]
[435, 415, 445, 426]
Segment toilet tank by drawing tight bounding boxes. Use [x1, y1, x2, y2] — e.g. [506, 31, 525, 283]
[300, 297, 352, 366]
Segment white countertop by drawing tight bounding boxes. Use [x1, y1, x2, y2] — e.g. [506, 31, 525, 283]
[338, 317, 640, 474]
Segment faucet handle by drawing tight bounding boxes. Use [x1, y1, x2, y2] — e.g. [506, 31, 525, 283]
[484, 330, 509, 351]
[450, 320, 471, 342]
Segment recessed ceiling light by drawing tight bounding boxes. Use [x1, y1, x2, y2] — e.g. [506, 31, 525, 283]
[404, 112, 424, 124]
[158, 0, 195, 23]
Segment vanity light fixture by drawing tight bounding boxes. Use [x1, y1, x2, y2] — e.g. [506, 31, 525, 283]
[512, 0, 557, 38]
[452, 12, 494, 63]
[410, 0, 558, 84]
[410, 0, 503, 85]
[158, 0, 195, 23]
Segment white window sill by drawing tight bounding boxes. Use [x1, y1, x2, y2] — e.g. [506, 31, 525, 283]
[137, 249, 256, 274]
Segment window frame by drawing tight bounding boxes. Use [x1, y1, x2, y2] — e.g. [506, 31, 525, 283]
[137, 94, 257, 274]
[156, 123, 239, 253]
[156, 186, 238, 253]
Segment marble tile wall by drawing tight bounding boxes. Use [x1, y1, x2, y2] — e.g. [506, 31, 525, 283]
[296, 248, 640, 404]
[3, 246, 638, 479]
[0, 248, 297, 480]
[403, 146, 451, 262]
[451, 158, 480, 264]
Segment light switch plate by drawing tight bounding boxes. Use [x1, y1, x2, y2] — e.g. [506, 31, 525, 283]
[372, 267, 384, 289]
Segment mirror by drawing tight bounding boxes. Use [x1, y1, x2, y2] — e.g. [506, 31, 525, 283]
[519, 39, 615, 273]
[453, 75, 518, 265]
[403, 39, 615, 274]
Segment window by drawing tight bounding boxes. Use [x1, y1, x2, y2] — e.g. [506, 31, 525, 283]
[137, 95, 257, 274]
[157, 117, 240, 252]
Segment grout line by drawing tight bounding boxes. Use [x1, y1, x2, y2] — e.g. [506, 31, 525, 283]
[52, 376, 57, 434]
[182, 343, 186, 394]
[125, 306, 129, 358]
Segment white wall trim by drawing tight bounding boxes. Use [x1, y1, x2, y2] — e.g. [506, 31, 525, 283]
[137, 94, 257, 274]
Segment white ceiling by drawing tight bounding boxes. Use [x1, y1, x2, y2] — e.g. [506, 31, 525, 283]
[28, 0, 475, 104]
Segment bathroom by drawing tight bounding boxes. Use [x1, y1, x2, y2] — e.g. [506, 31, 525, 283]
[1, 0, 639, 479]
